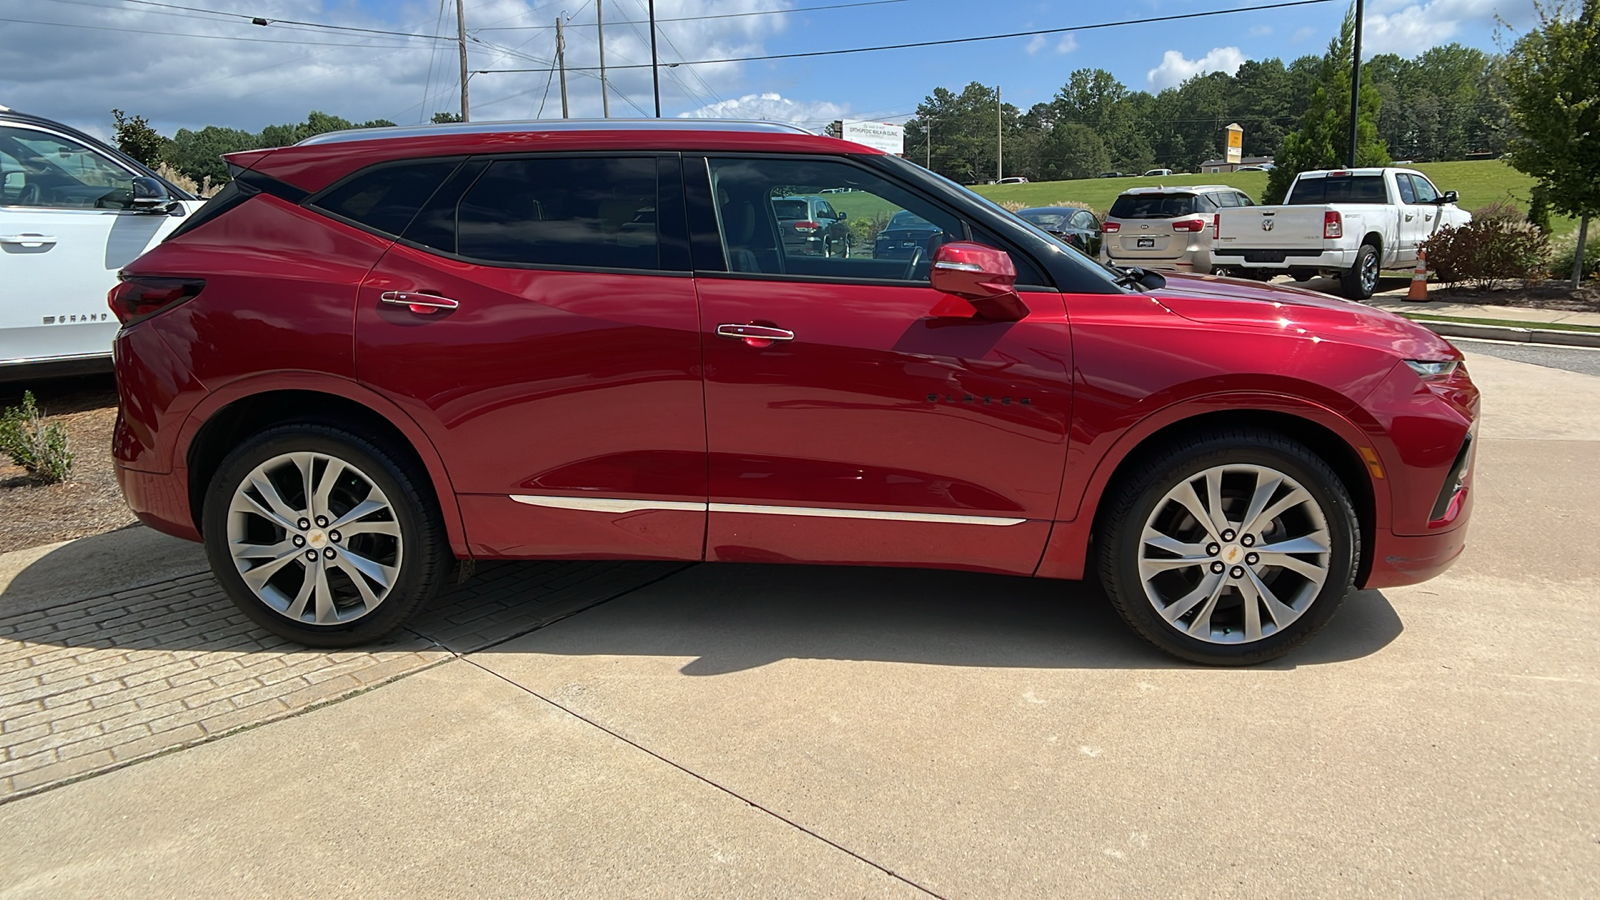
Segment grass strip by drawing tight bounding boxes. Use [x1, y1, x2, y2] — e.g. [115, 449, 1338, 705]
[1396, 311, 1600, 333]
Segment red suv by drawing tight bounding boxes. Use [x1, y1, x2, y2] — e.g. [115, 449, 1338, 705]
[109, 121, 1478, 665]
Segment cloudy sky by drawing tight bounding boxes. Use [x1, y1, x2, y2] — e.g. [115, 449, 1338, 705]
[0, 0, 1540, 140]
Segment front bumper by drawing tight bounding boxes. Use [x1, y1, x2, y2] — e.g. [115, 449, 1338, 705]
[1363, 520, 1469, 588]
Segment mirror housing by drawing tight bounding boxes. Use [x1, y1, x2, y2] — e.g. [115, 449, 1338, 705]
[130, 176, 176, 213]
[837, 210, 847, 220]
[1438, 189, 1459, 205]
[929, 241, 1028, 322]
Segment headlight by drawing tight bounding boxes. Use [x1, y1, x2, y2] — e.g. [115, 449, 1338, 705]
[1404, 359, 1460, 378]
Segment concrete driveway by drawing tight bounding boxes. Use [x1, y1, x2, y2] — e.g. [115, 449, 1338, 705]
[1, 348, 1596, 898]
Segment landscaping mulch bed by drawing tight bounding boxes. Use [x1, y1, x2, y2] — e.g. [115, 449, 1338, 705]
[0, 375, 134, 554]
[1427, 281, 1600, 312]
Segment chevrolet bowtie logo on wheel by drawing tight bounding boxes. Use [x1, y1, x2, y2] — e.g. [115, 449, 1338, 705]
[1262, 219, 1276, 231]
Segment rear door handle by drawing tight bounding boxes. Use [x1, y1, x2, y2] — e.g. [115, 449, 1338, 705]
[380, 291, 459, 314]
[716, 323, 794, 348]
[0, 234, 57, 248]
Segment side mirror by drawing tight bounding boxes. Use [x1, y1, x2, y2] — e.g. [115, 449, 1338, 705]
[1438, 190, 1459, 205]
[837, 210, 847, 220]
[928, 242, 1028, 322]
[130, 176, 176, 213]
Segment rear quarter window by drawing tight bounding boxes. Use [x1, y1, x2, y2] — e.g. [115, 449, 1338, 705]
[312, 160, 459, 236]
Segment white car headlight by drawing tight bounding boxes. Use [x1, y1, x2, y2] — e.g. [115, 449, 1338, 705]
[1404, 359, 1459, 378]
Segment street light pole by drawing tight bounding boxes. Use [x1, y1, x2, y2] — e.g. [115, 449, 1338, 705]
[556, 16, 569, 119]
[597, 0, 610, 118]
[455, 0, 469, 121]
[648, 0, 661, 117]
[1347, 0, 1364, 167]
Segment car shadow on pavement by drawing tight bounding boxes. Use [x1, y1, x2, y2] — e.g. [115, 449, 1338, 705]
[489, 562, 1404, 673]
[0, 556, 1402, 670]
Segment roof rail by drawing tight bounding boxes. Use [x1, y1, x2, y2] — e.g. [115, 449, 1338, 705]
[297, 118, 816, 147]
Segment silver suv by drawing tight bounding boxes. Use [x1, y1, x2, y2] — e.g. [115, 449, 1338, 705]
[1101, 185, 1254, 274]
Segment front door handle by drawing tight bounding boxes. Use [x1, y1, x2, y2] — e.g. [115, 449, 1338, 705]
[716, 323, 795, 349]
[0, 234, 57, 248]
[380, 290, 459, 315]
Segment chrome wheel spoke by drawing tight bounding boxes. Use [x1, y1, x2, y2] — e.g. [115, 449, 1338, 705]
[1255, 550, 1327, 582]
[232, 538, 296, 561]
[1184, 583, 1226, 638]
[338, 519, 401, 538]
[1239, 471, 1284, 537]
[330, 499, 388, 531]
[284, 566, 317, 621]
[1162, 571, 1226, 625]
[1171, 480, 1223, 543]
[246, 472, 301, 528]
[1203, 469, 1231, 533]
[1245, 487, 1312, 536]
[336, 546, 398, 592]
[332, 556, 384, 610]
[311, 561, 337, 625]
[1245, 569, 1301, 633]
[240, 546, 302, 591]
[1257, 533, 1330, 555]
[311, 456, 346, 520]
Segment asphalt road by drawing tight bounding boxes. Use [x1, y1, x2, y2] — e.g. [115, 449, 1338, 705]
[1450, 336, 1600, 377]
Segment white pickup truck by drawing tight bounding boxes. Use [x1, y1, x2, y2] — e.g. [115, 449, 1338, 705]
[1212, 167, 1471, 300]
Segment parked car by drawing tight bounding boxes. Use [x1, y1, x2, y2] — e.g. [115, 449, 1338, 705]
[1096, 172, 1125, 178]
[1100, 185, 1255, 274]
[1143, 168, 1174, 177]
[1213, 167, 1471, 299]
[0, 105, 201, 379]
[1015, 206, 1101, 255]
[110, 119, 1478, 666]
[996, 176, 1029, 185]
[1236, 165, 1268, 172]
[873, 209, 949, 260]
[771, 194, 852, 257]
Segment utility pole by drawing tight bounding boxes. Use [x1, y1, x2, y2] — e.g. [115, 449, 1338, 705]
[926, 120, 932, 170]
[597, 0, 610, 117]
[1347, 0, 1364, 167]
[556, 16, 569, 119]
[996, 85, 1003, 182]
[648, 0, 661, 117]
[455, 0, 469, 121]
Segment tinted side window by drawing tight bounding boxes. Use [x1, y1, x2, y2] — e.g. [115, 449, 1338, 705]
[1211, 192, 1239, 208]
[313, 161, 458, 236]
[0, 125, 135, 209]
[1408, 174, 1439, 203]
[1394, 174, 1417, 204]
[456, 157, 659, 270]
[1233, 192, 1254, 207]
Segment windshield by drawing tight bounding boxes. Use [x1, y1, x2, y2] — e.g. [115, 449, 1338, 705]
[1019, 210, 1069, 228]
[771, 199, 809, 219]
[886, 210, 934, 229]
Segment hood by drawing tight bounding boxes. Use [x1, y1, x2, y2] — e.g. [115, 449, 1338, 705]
[1150, 273, 1461, 361]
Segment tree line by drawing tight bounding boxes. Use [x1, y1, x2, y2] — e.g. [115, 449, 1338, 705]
[904, 35, 1504, 185]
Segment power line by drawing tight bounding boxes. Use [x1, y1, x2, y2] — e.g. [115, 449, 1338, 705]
[479, 0, 1338, 73]
[0, 14, 420, 47]
[37, 0, 462, 41]
[476, 0, 909, 32]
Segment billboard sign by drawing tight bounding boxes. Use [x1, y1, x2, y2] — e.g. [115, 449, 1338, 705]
[1226, 123, 1244, 164]
[840, 120, 905, 155]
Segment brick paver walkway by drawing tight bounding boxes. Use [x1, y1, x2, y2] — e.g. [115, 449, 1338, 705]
[0, 559, 689, 801]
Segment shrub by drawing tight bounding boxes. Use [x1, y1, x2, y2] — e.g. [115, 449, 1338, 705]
[0, 392, 73, 484]
[1421, 219, 1551, 289]
[1548, 229, 1599, 283]
[1527, 186, 1554, 235]
[1472, 199, 1524, 225]
[848, 212, 891, 246]
[997, 200, 1027, 212]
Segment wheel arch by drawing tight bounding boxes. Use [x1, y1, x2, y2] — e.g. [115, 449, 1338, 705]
[1039, 402, 1381, 586]
[178, 379, 469, 558]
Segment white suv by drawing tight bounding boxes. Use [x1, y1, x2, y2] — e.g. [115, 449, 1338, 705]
[0, 106, 200, 379]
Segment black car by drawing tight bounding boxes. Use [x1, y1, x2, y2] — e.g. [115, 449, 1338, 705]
[771, 194, 852, 257]
[1016, 207, 1102, 256]
[1096, 172, 1125, 178]
[872, 209, 947, 260]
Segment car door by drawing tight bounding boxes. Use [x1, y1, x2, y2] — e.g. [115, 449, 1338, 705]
[687, 155, 1072, 575]
[0, 124, 174, 366]
[354, 154, 707, 561]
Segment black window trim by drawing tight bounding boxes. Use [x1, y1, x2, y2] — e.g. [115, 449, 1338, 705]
[689, 151, 1058, 291]
[385, 150, 692, 277]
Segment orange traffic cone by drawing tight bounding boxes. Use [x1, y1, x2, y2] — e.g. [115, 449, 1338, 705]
[1407, 247, 1429, 301]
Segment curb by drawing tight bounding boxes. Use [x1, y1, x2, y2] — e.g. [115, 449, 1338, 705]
[1408, 319, 1600, 349]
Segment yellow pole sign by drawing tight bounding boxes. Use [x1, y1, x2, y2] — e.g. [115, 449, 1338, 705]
[1226, 123, 1243, 165]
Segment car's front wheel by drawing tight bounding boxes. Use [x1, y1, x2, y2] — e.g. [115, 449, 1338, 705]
[1097, 430, 1358, 665]
[201, 424, 452, 647]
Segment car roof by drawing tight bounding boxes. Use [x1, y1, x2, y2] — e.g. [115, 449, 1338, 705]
[1294, 167, 1417, 179]
[1115, 185, 1237, 196]
[233, 119, 884, 193]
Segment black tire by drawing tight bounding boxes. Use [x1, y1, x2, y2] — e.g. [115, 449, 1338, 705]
[1341, 243, 1380, 300]
[201, 423, 452, 647]
[1096, 429, 1359, 666]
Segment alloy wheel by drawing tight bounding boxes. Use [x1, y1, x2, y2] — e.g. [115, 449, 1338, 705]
[1136, 463, 1331, 644]
[225, 451, 403, 625]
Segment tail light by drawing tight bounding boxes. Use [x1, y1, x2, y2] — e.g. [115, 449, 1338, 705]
[1324, 211, 1343, 239]
[1102, 222, 1120, 233]
[108, 276, 205, 325]
[1171, 217, 1206, 233]
[1213, 213, 1220, 240]
[793, 221, 820, 233]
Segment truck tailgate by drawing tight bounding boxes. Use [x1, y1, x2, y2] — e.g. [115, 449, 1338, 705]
[1216, 206, 1326, 257]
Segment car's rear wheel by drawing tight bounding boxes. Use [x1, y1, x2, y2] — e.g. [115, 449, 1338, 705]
[1341, 243, 1380, 300]
[1097, 430, 1358, 665]
[201, 424, 451, 647]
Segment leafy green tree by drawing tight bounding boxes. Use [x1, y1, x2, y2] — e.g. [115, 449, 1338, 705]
[1265, 4, 1390, 203]
[167, 125, 257, 186]
[432, 111, 465, 124]
[111, 109, 166, 167]
[1499, 0, 1600, 285]
[908, 83, 1016, 183]
[1040, 123, 1112, 180]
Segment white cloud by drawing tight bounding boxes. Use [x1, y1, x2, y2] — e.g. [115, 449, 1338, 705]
[1056, 34, 1078, 54]
[0, 0, 796, 135]
[1292, 26, 1318, 42]
[1146, 47, 1247, 91]
[1026, 35, 1048, 54]
[1248, 25, 1274, 37]
[678, 92, 848, 130]
[1361, 0, 1538, 55]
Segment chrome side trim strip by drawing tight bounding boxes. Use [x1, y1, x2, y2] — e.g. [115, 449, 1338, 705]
[510, 495, 705, 514]
[508, 495, 1027, 526]
[709, 503, 1026, 527]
